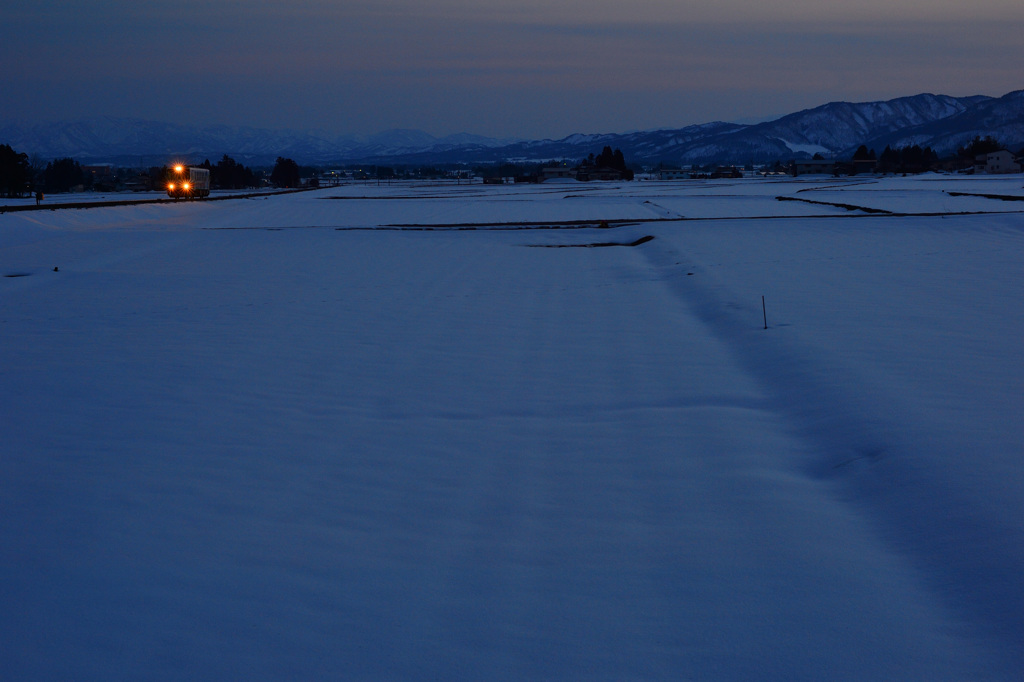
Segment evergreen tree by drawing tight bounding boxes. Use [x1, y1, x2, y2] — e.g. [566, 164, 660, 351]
[270, 157, 301, 188]
[0, 143, 32, 197]
[853, 145, 875, 161]
[43, 157, 85, 193]
[878, 146, 896, 173]
[211, 155, 256, 189]
[613, 149, 626, 171]
[590, 146, 633, 179]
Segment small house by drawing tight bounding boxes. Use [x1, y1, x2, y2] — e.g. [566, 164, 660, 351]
[658, 168, 688, 180]
[975, 150, 1021, 174]
[541, 167, 574, 181]
[792, 159, 836, 176]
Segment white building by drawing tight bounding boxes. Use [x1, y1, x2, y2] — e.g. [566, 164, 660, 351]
[975, 150, 1022, 174]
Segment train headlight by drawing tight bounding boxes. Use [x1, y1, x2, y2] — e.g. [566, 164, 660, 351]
[168, 183, 175, 191]
[183, 182, 191, 191]
[174, 165, 184, 174]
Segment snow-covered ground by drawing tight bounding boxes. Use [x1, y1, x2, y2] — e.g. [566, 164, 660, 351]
[2, 175, 1023, 680]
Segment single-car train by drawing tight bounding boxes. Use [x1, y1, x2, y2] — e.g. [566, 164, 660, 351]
[166, 164, 210, 199]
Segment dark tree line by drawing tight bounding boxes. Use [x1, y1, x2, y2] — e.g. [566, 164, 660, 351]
[1, 146, 92, 195]
[0, 143, 32, 197]
[877, 144, 938, 174]
[957, 135, 1004, 159]
[845, 136, 1014, 174]
[43, 158, 87, 193]
[199, 155, 258, 189]
[4, 143, 268, 196]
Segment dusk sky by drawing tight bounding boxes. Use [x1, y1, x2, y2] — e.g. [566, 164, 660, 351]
[4, 0, 1023, 139]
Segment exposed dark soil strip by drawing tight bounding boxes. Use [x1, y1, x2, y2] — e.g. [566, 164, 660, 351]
[205, 208, 1019, 232]
[321, 186, 614, 200]
[795, 181, 879, 193]
[947, 191, 1024, 202]
[203, 221, 638, 232]
[527, 235, 655, 248]
[775, 195, 893, 214]
[381, 218, 641, 229]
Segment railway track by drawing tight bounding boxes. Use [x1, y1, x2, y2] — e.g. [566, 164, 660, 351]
[0, 187, 318, 214]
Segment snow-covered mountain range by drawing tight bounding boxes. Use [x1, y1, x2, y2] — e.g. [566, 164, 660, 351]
[2, 90, 1021, 166]
[481, 90, 1023, 166]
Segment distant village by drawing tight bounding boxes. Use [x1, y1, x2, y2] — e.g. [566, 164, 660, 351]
[2, 136, 1022, 199]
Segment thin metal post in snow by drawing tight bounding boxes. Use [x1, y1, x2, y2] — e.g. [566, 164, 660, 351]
[762, 296, 767, 330]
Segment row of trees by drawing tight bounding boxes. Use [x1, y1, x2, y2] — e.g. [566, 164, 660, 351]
[876, 145, 939, 174]
[956, 135, 1007, 159]
[2, 144, 138, 195]
[843, 136, 1017, 175]
[0, 142, 300, 195]
[4, 134, 1020, 196]
[0, 149, 93, 195]
[204, 155, 260, 189]
[824, 143, 946, 174]
[42, 158, 88, 193]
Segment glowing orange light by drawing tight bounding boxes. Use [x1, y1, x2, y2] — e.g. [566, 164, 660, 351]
[168, 183, 175, 191]
[183, 182, 191, 191]
[174, 165, 185, 174]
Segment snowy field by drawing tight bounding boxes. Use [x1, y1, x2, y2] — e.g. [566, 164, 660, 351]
[2, 174, 1024, 680]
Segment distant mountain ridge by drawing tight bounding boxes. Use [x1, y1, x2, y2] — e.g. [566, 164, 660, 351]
[2, 90, 1021, 167]
[0, 120, 522, 167]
